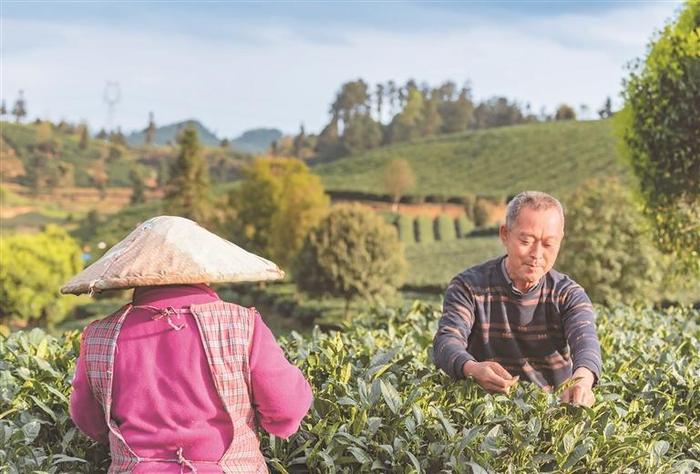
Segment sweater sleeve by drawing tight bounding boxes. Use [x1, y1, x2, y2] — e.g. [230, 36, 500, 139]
[69, 352, 109, 445]
[560, 284, 602, 384]
[249, 312, 313, 439]
[433, 276, 477, 379]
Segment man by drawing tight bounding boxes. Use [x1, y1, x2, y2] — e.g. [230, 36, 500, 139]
[433, 191, 601, 406]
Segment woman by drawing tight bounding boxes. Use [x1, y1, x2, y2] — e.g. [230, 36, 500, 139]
[62, 216, 313, 473]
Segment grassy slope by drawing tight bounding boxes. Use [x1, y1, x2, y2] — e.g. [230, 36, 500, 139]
[404, 236, 504, 287]
[315, 119, 628, 197]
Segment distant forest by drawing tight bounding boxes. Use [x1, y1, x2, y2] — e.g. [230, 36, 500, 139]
[272, 78, 614, 161]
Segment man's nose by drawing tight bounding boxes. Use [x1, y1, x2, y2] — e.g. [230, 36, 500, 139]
[531, 242, 544, 259]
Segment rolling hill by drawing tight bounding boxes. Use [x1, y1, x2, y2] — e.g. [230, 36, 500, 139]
[126, 120, 282, 154]
[314, 119, 629, 199]
[126, 119, 220, 147]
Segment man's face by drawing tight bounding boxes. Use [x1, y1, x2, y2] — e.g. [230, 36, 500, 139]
[499, 206, 564, 288]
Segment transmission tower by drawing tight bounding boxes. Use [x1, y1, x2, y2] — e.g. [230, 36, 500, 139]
[103, 81, 121, 132]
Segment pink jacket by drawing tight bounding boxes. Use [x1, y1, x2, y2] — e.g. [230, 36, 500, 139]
[70, 284, 312, 465]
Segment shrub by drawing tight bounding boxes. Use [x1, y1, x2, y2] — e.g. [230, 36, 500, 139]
[0, 225, 84, 327]
[455, 214, 475, 238]
[414, 216, 434, 244]
[394, 214, 415, 244]
[3, 304, 699, 473]
[434, 215, 456, 241]
[228, 157, 330, 268]
[557, 178, 661, 306]
[619, 1, 700, 275]
[294, 206, 406, 318]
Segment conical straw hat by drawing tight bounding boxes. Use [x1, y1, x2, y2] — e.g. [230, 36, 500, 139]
[61, 215, 285, 295]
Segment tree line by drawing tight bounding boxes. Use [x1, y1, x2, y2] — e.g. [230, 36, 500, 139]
[272, 78, 615, 160]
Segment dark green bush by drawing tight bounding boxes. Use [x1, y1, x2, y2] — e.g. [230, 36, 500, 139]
[434, 215, 456, 241]
[414, 216, 434, 244]
[395, 214, 414, 244]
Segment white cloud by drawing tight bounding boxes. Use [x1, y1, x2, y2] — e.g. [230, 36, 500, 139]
[0, 2, 678, 137]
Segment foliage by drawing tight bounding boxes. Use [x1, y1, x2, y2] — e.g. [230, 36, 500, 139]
[387, 89, 425, 143]
[383, 159, 415, 212]
[434, 215, 456, 242]
[315, 120, 627, 198]
[619, 1, 700, 275]
[403, 237, 503, 288]
[4, 304, 699, 473]
[0, 226, 84, 326]
[228, 157, 329, 268]
[0, 329, 110, 472]
[455, 214, 475, 237]
[163, 126, 214, 225]
[414, 216, 434, 244]
[554, 104, 577, 121]
[557, 178, 661, 306]
[294, 206, 406, 317]
[393, 214, 415, 244]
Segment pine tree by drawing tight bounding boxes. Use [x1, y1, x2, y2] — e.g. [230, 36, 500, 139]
[79, 124, 89, 150]
[164, 126, 213, 224]
[12, 90, 27, 123]
[145, 111, 156, 146]
[598, 97, 613, 118]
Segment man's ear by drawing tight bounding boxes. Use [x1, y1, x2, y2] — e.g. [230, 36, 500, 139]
[499, 224, 508, 245]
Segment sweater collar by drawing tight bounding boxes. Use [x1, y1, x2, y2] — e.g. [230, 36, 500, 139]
[499, 255, 543, 296]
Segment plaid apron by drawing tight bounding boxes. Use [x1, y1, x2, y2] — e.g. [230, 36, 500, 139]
[81, 301, 268, 473]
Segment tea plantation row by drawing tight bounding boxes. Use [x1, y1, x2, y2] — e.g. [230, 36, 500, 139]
[1, 303, 698, 473]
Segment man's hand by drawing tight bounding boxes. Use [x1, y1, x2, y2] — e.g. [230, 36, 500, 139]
[559, 367, 596, 407]
[463, 360, 519, 394]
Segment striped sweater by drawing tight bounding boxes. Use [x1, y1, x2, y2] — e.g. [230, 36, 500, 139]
[433, 255, 602, 388]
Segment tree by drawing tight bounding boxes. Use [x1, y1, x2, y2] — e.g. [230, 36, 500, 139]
[387, 89, 424, 143]
[554, 104, 577, 121]
[0, 225, 83, 326]
[341, 114, 382, 155]
[292, 123, 312, 158]
[145, 111, 156, 146]
[294, 206, 406, 319]
[557, 178, 661, 306]
[220, 137, 230, 148]
[96, 128, 108, 140]
[473, 96, 523, 128]
[315, 118, 342, 158]
[228, 157, 329, 267]
[439, 86, 474, 133]
[384, 159, 415, 212]
[11, 90, 27, 123]
[0, 100, 7, 116]
[619, 1, 699, 275]
[598, 97, 613, 118]
[109, 127, 127, 147]
[78, 123, 89, 150]
[375, 83, 385, 123]
[164, 126, 213, 224]
[129, 167, 146, 204]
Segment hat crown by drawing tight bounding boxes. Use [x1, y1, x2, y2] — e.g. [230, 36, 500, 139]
[61, 215, 284, 295]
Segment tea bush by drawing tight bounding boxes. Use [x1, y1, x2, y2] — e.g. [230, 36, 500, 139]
[434, 215, 456, 242]
[1, 304, 699, 473]
[414, 216, 434, 243]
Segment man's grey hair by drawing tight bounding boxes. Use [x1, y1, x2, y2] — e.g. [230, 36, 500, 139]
[505, 191, 565, 229]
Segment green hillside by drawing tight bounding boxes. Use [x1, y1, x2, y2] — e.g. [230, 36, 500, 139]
[315, 119, 629, 198]
[126, 119, 220, 147]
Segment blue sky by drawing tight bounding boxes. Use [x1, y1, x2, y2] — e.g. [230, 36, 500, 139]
[1, 1, 682, 138]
